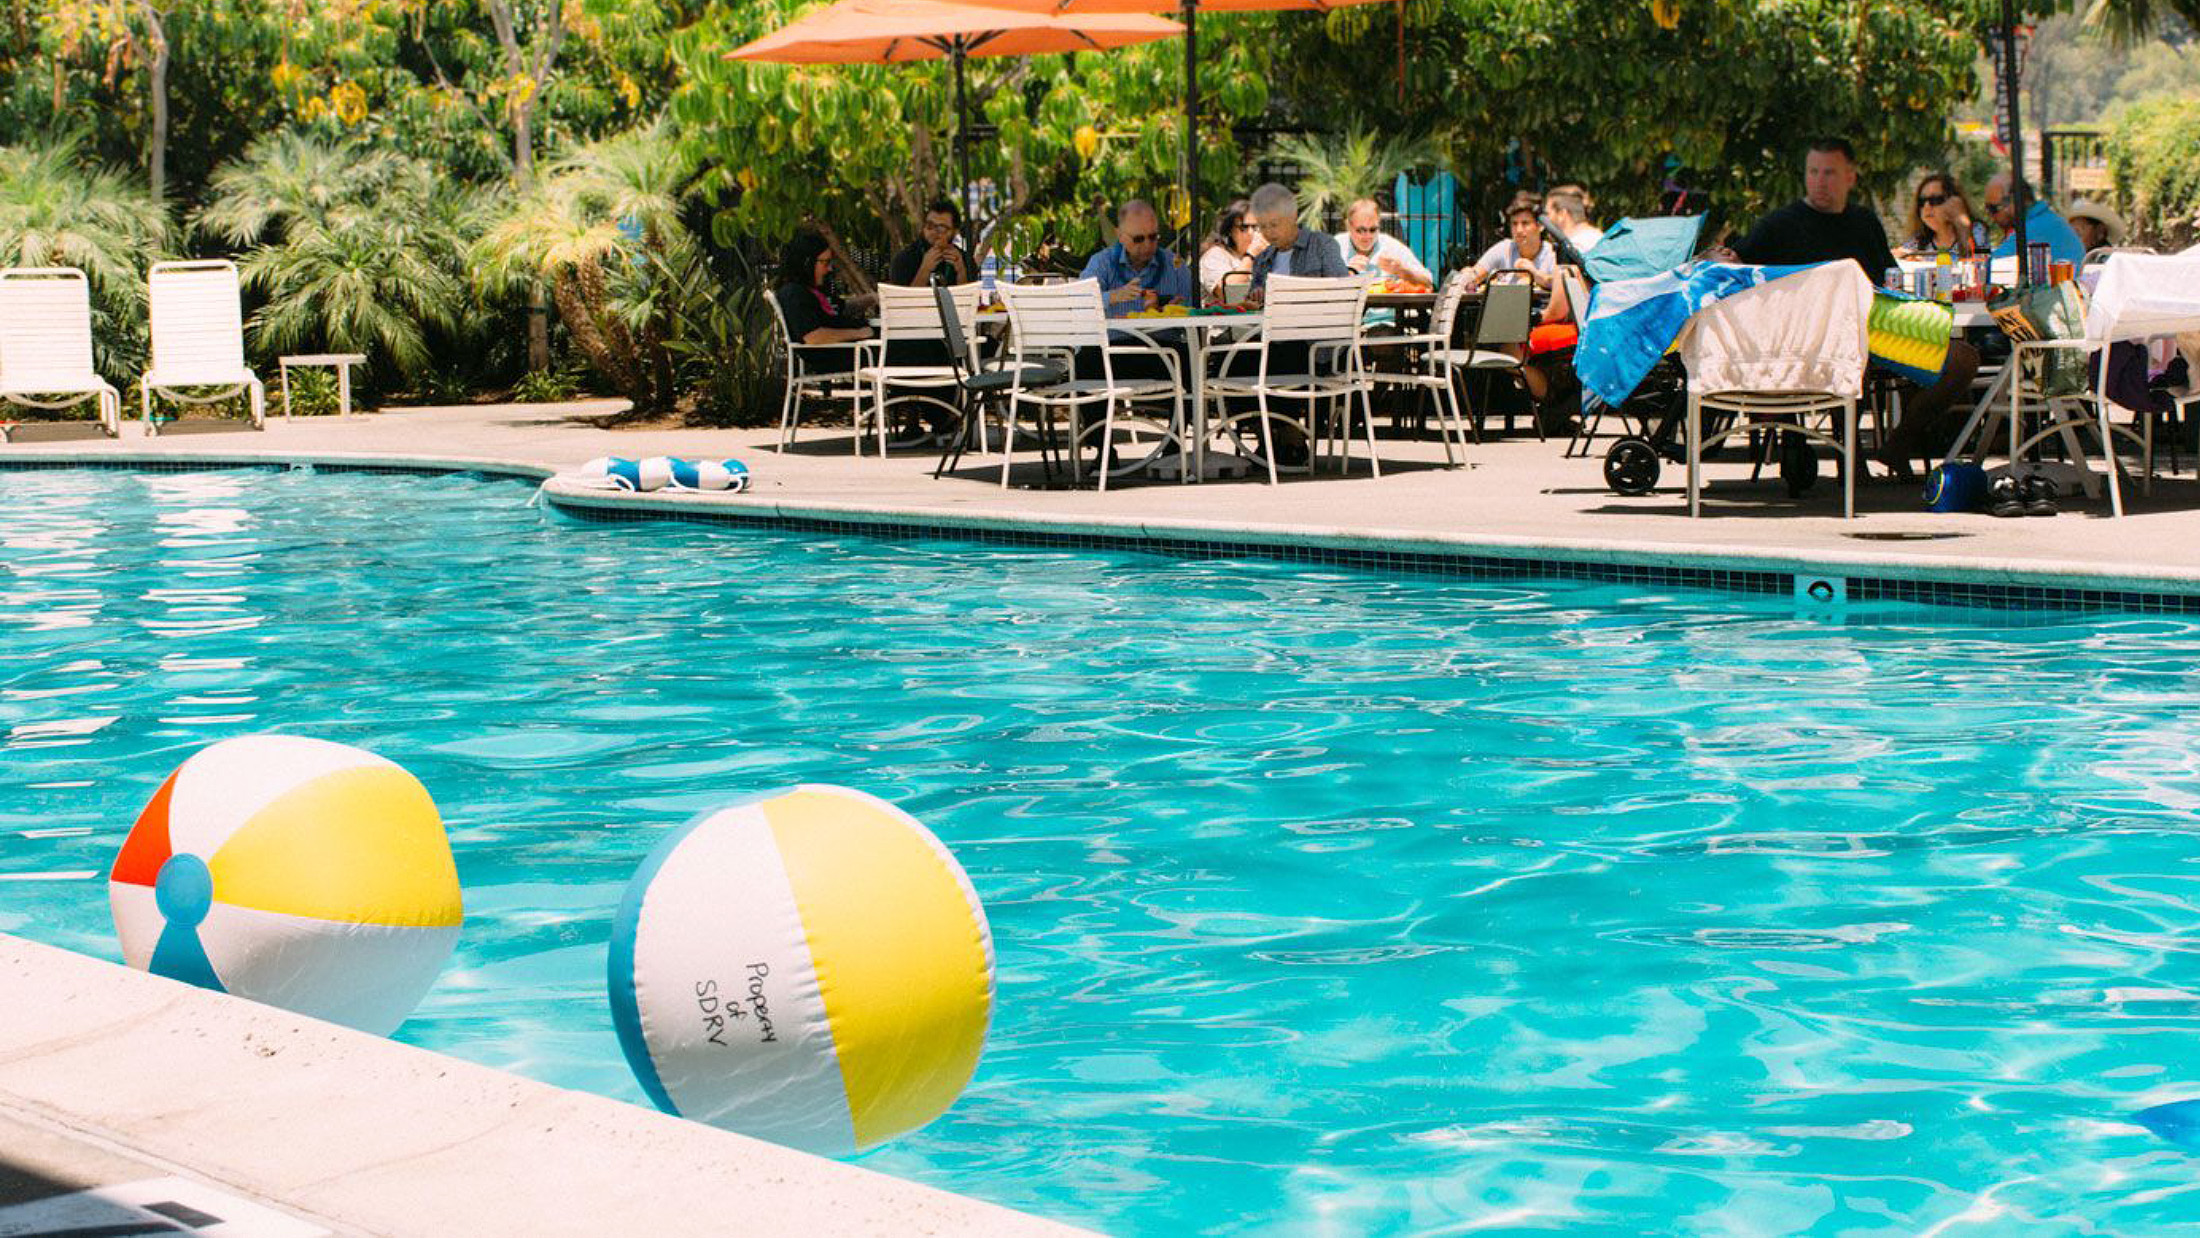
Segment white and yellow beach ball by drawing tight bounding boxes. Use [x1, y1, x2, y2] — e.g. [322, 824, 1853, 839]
[608, 785, 993, 1156]
[108, 735, 463, 1036]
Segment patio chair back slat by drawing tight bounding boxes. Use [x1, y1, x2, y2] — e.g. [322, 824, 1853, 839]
[1261, 275, 1367, 343]
[148, 260, 247, 380]
[1429, 269, 1472, 341]
[877, 282, 983, 345]
[0, 268, 100, 391]
[1473, 281, 1534, 347]
[999, 280, 1107, 351]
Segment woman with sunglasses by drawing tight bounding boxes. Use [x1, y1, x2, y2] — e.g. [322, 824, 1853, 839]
[1198, 199, 1267, 304]
[1898, 173, 1989, 259]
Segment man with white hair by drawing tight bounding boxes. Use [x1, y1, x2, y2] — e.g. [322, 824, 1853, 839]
[1247, 182, 1347, 294]
[1334, 198, 1432, 284]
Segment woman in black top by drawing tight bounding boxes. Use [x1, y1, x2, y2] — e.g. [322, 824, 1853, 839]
[773, 231, 956, 442]
[774, 232, 871, 355]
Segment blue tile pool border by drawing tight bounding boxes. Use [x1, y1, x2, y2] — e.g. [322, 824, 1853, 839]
[10, 454, 2200, 615]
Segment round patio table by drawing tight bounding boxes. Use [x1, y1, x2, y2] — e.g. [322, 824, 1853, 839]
[1113, 311, 1264, 481]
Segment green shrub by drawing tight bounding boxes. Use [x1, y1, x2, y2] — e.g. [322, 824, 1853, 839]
[278, 367, 344, 417]
[2106, 93, 2200, 248]
[510, 366, 585, 404]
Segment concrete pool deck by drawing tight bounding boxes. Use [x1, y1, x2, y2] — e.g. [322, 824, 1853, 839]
[8, 399, 2200, 592]
[4, 399, 2199, 1235]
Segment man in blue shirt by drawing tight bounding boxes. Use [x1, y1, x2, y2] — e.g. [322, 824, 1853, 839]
[1247, 182, 1348, 294]
[1080, 200, 1193, 317]
[1984, 173, 2086, 268]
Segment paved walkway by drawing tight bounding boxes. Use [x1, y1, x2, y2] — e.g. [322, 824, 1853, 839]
[6, 401, 2198, 583]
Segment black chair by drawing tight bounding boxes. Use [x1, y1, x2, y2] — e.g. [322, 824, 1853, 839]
[932, 284, 1069, 480]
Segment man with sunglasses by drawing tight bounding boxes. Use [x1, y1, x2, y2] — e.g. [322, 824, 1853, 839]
[1335, 198, 1431, 285]
[1080, 199, 1193, 318]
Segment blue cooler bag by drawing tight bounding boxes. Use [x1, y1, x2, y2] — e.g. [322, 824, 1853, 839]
[1922, 462, 1988, 513]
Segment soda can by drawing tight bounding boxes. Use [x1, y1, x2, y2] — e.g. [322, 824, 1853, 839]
[2049, 260, 2074, 285]
[2027, 242, 2052, 286]
[1884, 267, 1904, 291]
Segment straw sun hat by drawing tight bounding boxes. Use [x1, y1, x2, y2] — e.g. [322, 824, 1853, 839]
[2066, 198, 2126, 244]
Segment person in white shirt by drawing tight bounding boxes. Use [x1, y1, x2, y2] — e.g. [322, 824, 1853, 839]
[1468, 200, 1558, 290]
[1333, 198, 1433, 285]
[1543, 189, 1603, 255]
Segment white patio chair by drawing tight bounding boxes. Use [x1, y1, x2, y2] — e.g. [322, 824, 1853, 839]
[0, 268, 121, 440]
[1677, 261, 1871, 518]
[1436, 280, 1535, 440]
[2023, 250, 2200, 516]
[995, 279, 1184, 491]
[1205, 274, 1376, 485]
[1356, 268, 1475, 464]
[768, 287, 867, 453]
[140, 260, 264, 436]
[854, 282, 984, 457]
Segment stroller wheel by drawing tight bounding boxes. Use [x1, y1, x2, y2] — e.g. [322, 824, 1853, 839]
[1604, 437, 1661, 496]
[1779, 437, 1819, 497]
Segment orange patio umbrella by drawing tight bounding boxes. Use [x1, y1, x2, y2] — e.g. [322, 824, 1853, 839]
[729, 0, 1185, 252]
[958, 0, 1392, 274]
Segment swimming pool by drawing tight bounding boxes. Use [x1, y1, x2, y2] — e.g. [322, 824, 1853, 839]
[6, 465, 2200, 1235]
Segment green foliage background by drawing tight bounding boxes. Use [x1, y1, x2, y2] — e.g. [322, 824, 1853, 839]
[0, 0, 2187, 422]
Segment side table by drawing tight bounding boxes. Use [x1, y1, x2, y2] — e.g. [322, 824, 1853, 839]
[278, 353, 368, 418]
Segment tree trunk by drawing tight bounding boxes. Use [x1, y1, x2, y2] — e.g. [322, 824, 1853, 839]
[488, 0, 565, 373]
[136, 1, 169, 203]
[515, 112, 550, 371]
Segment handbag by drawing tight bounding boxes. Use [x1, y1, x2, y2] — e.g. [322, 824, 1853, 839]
[1988, 282, 2088, 398]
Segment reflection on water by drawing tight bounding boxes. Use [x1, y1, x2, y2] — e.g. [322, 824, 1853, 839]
[7, 467, 2200, 1236]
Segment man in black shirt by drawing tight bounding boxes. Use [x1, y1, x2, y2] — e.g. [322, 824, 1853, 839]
[1731, 139, 1978, 479]
[886, 200, 974, 288]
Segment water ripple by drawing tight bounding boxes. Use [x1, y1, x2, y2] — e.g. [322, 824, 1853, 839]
[8, 468, 2200, 1236]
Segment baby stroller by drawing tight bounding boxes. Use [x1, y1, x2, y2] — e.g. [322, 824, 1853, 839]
[1571, 216, 1828, 498]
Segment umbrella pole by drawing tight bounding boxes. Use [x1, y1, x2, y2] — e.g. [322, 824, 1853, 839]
[1182, 0, 1199, 303]
[955, 40, 975, 260]
[2002, 0, 2028, 285]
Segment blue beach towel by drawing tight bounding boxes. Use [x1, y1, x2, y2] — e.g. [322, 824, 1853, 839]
[1577, 261, 1822, 407]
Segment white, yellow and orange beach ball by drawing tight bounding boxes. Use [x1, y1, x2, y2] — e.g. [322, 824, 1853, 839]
[108, 735, 463, 1035]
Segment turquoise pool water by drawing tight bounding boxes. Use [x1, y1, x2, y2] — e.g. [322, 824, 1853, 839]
[6, 467, 2200, 1234]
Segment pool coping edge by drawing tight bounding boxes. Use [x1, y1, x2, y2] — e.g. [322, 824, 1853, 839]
[10, 447, 2200, 607]
[0, 934, 1090, 1238]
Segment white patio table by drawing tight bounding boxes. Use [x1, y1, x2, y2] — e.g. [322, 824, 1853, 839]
[1111, 310, 1262, 481]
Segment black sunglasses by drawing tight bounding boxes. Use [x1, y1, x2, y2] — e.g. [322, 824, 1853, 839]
[1918, 192, 1950, 207]
[1124, 231, 1158, 244]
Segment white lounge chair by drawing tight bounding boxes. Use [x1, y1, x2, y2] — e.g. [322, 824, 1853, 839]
[0, 268, 121, 441]
[140, 259, 265, 436]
